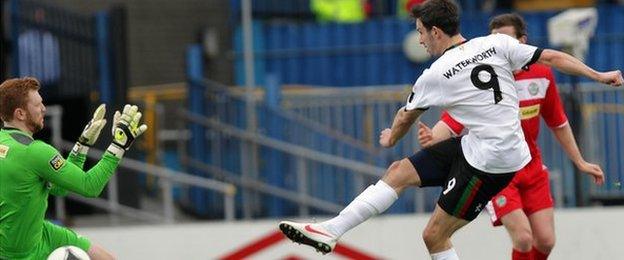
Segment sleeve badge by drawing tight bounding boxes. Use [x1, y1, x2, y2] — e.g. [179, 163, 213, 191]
[49, 154, 65, 171]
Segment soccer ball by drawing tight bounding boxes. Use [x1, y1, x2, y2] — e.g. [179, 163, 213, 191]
[47, 246, 90, 260]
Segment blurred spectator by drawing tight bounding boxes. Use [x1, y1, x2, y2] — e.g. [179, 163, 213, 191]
[311, 0, 366, 22]
[18, 8, 60, 88]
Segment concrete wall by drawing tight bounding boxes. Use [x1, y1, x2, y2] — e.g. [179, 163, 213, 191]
[38, 0, 234, 86]
[75, 207, 624, 259]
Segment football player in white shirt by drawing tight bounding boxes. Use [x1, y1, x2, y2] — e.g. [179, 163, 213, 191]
[418, 13, 606, 260]
[278, 0, 623, 259]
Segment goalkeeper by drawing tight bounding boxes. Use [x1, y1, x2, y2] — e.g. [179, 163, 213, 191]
[0, 77, 147, 260]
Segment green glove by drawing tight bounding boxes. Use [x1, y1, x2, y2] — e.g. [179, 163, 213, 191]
[72, 104, 107, 155]
[78, 104, 107, 146]
[106, 104, 148, 158]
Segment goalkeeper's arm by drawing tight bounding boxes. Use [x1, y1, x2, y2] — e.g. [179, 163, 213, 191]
[28, 141, 120, 198]
[49, 104, 107, 196]
[49, 149, 88, 196]
[43, 104, 147, 197]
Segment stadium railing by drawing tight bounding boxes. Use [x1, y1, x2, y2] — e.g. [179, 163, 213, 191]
[45, 105, 236, 224]
[281, 83, 624, 207]
[126, 81, 622, 219]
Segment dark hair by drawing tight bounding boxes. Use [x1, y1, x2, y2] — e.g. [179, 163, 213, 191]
[411, 0, 460, 36]
[489, 13, 527, 39]
[0, 77, 41, 122]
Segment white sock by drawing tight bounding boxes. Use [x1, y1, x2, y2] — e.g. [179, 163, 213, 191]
[322, 180, 398, 237]
[431, 248, 459, 260]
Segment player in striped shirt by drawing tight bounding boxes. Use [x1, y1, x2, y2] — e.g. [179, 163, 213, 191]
[417, 13, 605, 260]
[279, 1, 621, 259]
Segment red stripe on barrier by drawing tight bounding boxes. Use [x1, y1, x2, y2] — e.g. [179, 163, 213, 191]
[334, 244, 379, 260]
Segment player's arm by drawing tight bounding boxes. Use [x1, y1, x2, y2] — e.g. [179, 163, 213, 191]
[50, 104, 107, 196]
[417, 111, 464, 148]
[417, 121, 454, 148]
[48, 150, 88, 196]
[498, 33, 621, 86]
[379, 107, 424, 148]
[68, 103, 107, 168]
[550, 124, 604, 185]
[537, 49, 622, 87]
[382, 68, 442, 148]
[540, 71, 605, 185]
[41, 104, 146, 197]
[67, 149, 87, 169]
[28, 142, 120, 198]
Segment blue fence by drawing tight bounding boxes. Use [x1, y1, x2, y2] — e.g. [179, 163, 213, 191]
[181, 79, 624, 217]
[187, 55, 624, 219]
[234, 4, 624, 88]
[575, 88, 624, 201]
[9, 0, 115, 104]
[185, 46, 387, 218]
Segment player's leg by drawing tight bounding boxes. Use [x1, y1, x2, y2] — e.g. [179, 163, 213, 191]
[323, 136, 463, 236]
[422, 205, 469, 259]
[279, 159, 409, 253]
[486, 172, 533, 260]
[279, 138, 460, 254]
[523, 167, 556, 259]
[427, 147, 516, 259]
[528, 208, 555, 260]
[500, 210, 533, 259]
[40, 221, 116, 260]
[321, 157, 419, 234]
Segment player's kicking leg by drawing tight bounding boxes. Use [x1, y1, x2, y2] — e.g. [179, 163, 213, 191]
[279, 158, 418, 254]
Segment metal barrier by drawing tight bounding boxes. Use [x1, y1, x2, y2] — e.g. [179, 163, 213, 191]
[45, 106, 236, 223]
[127, 82, 381, 218]
[281, 84, 442, 156]
[182, 77, 396, 218]
[281, 83, 624, 207]
[279, 84, 447, 212]
[131, 81, 621, 218]
[577, 87, 624, 202]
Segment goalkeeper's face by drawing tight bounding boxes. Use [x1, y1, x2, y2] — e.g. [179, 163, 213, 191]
[24, 90, 46, 133]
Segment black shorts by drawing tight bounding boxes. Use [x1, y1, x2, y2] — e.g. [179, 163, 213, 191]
[408, 137, 516, 221]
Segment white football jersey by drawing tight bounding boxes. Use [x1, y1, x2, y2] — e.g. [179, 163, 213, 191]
[406, 33, 540, 173]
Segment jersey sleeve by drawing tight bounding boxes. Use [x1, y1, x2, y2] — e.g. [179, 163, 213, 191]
[67, 150, 87, 169]
[405, 69, 439, 111]
[495, 33, 543, 71]
[540, 68, 568, 128]
[440, 110, 464, 136]
[49, 151, 88, 196]
[49, 183, 68, 196]
[26, 141, 120, 198]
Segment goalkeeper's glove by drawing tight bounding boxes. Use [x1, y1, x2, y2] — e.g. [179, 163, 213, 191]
[106, 104, 148, 158]
[72, 104, 107, 155]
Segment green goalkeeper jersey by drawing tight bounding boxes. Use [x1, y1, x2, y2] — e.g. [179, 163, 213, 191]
[0, 127, 120, 258]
